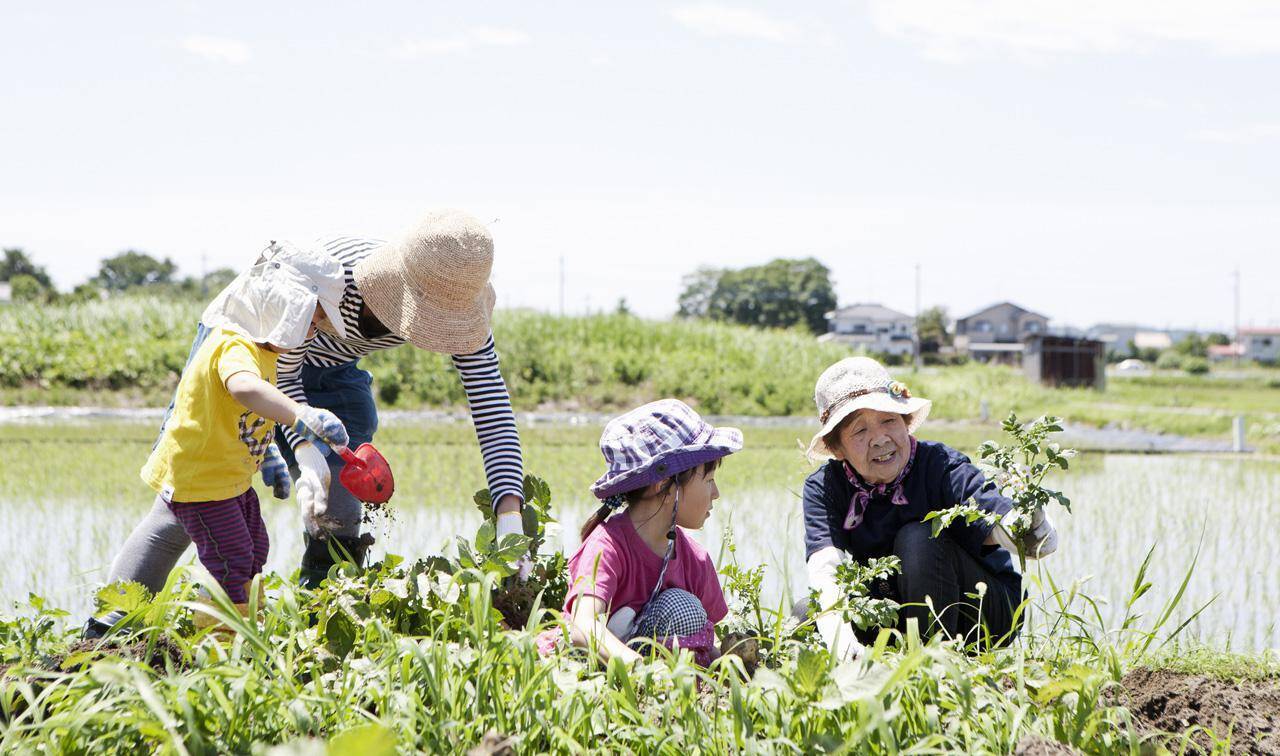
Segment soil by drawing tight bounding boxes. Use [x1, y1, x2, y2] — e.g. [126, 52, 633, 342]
[48, 635, 188, 674]
[1120, 667, 1280, 754]
[1013, 735, 1081, 755]
[467, 731, 517, 756]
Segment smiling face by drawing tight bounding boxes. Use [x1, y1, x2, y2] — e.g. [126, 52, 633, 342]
[830, 409, 911, 484]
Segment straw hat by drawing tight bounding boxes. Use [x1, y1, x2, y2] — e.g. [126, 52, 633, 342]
[806, 357, 932, 462]
[354, 209, 497, 354]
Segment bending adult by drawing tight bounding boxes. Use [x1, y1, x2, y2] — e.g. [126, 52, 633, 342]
[90, 210, 525, 618]
[801, 357, 1058, 660]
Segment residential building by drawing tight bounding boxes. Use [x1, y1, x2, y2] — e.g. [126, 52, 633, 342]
[1239, 328, 1280, 364]
[819, 303, 915, 357]
[954, 302, 1049, 364]
[0, 282, 10, 304]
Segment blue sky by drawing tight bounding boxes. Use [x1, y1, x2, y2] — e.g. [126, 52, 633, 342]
[2, 1, 1277, 330]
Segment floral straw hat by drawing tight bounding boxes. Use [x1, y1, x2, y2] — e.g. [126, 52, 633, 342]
[591, 399, 743, 500]
[806, 356, 932, 463]
[354, 208, 498, 355]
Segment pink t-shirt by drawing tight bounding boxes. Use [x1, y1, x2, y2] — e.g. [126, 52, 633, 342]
[564, 514, 728, 623]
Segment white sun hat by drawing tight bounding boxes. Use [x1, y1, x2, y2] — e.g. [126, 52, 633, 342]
[806, 356, 932, 463]
[201, 240, 348, 350]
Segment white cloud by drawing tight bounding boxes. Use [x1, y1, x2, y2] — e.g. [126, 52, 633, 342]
[181, 35, 251, 64]
[1192, 122, 1280, 144]
[867, 0, 1280, 62]
[669, 4, 799, 41]
[393, 26, 531, 59]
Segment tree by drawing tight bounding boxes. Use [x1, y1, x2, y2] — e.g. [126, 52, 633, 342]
[680, 258, 835, 334]
[1206, 332, 1231, 346]
[676, 267, 724, 319]
[916, 306, 951, 353]
[201, 267, 237, 295]
[9, 274, 52, 303]
[1174, 333, 1208, 358]
[1, 248, 53, 289]
[96, 250, 177, 291]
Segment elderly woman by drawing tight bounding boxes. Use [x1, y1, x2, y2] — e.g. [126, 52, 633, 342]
[85, 209, 526, 637]
[802, 357, 1057, 660]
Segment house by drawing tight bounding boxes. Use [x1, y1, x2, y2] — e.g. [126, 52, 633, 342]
[0, 282, 10, 304]
[954, 302, 1049, 364]
[1207, 343, 1245, 362]
[1239, 328, 1280, 364]
[819, 303, 915, 357]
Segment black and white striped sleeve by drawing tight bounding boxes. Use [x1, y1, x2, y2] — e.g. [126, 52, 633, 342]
[451, 333, 525, 508]
[276, 345, 309, 451]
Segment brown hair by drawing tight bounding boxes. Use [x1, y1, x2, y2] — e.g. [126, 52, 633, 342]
[580, 458, 723, 541]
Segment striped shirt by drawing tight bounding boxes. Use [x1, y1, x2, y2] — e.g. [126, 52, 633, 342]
[277, 236, 524, 505]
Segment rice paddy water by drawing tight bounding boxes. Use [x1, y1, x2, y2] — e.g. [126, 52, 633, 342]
[0, 416, 1275, 652]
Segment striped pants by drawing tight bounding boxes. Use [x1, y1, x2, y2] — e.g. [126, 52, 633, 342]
[167, 488, 269, 603]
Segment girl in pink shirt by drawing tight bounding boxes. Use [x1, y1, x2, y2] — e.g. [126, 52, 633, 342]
[555, 399, 742, 666]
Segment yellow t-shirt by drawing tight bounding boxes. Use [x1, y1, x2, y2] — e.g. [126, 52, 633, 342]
[141, 327, 280, 502]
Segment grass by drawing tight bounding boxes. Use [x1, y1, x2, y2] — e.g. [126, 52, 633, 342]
[0, 498, 1260, 755]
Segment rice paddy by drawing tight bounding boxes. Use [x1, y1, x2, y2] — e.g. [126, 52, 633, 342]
[2, 417, 1274, 652]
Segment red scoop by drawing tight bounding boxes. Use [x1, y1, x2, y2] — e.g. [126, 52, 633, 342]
[334, 443, 395, 504]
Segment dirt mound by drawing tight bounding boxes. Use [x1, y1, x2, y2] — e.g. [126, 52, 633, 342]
[50, 635, 188, 674]
[1121, 667, 1280, 754]
[1013, 735, 1080, 755]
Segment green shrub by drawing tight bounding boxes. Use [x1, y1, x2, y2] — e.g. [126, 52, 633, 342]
[1182, 357, 1210, 375]
[1155, 351, 1183, 371]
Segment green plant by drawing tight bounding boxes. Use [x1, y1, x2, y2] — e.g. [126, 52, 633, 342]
[924, 413, 1075, 569]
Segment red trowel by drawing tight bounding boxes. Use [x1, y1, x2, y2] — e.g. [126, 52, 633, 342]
[333, 443, 395, 504]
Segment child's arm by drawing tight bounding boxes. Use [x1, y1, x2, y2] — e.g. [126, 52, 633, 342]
[225, 371, 301, 427]
[224, 371, 348, 449]
[568, 595, 642, 665]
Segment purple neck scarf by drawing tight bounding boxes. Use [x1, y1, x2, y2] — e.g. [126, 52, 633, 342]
[841, 436, 918, 530]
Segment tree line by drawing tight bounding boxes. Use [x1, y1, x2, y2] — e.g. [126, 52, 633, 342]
[0, 248, 235, 304]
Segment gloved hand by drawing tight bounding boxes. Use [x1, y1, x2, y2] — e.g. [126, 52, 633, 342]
[296, 441, 336, 536]
[495, 511, 535, 581]
[260, 443, 291, 499]
[807, 546, 865, 662]
[291, 406, 349, 451]
[992, 507, 1059, 559]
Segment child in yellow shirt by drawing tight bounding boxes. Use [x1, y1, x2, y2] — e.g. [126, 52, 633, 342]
[95, 242, 351, 633]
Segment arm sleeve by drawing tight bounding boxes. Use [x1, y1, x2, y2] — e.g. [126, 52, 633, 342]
[451, 334, 525, 508]
[215, 336, 265, 388]
[938, 448, 1015, 560]
[802, 470, 840, 561]
[275, 344, 309, 451]
[565, 537, 621, 615]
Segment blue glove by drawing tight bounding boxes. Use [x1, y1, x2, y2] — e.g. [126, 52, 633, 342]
[261, 443, 291, 500]
[291, 406, 349, 452]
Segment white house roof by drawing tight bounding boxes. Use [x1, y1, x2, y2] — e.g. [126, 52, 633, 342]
[825, 303, 913, 322]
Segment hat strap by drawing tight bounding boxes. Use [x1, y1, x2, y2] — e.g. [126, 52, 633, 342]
[820, 386, 890, 425]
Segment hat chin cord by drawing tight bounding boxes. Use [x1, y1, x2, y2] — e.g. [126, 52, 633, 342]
[628, 484, 680, 640]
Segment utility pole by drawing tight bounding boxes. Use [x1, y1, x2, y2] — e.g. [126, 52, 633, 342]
[1233, 267, 1241, 368]
[558, 255, 565, 317]
[913, 262, 922, 371]
[200, 252, 208, 297]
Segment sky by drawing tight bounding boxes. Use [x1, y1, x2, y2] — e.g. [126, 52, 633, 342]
[2, 1, 1278, 331]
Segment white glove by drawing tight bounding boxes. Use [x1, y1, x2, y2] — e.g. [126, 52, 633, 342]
[495, 511, 534, 581]
[807, 546, 865, 662]
[993, 507, 1059, 559]
[296, 442, 335, 536]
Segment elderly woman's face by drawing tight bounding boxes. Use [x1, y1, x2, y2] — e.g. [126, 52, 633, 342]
[833, 409, 910, 484]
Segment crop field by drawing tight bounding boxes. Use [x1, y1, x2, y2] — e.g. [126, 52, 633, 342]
[1, 418, 1279, 752]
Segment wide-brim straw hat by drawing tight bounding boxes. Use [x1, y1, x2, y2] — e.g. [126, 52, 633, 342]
[806, 357, 932, 463]
[354, 209, 497, 354]
[591, 399, 743, 500]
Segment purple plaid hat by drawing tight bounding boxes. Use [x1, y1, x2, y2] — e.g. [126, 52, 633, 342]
[590, 399, 743, 500]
